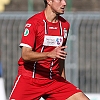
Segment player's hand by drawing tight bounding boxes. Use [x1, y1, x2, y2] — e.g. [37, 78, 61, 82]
[47, 46, 67, 59]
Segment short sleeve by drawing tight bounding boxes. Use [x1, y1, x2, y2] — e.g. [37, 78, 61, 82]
[19, 18, 37, 49]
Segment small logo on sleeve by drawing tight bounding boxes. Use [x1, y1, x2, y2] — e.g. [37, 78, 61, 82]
[25, 23, 31, 27]
[24, 28, 29, 36]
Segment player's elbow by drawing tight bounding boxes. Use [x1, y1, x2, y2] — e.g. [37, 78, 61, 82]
[21, 53, 30, 61]
[21, 46, 33, 61]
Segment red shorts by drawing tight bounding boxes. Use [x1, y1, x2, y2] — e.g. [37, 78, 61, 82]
[9, 75, 82, 100]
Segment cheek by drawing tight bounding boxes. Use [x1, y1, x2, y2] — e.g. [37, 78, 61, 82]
[52, 4, 60, 10]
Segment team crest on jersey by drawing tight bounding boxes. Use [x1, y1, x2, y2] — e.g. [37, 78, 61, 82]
[24, 28, 29, 36]
[63, 28, 67, 38]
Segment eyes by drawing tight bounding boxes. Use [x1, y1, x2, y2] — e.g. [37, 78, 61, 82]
[52, 0, 66, 5]
[58, 0, 61, 1]
[57, 0, 66, 3]
[57, 0, 65, 1]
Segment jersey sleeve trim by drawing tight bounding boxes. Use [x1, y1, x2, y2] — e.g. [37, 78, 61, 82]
[19, 43, 32, 48]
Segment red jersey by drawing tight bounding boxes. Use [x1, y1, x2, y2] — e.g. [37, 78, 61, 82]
[18, 11, 70, 79]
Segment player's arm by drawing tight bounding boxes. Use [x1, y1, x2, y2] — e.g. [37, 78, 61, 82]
[21, 46, 67, 62]
[59, 26, 70, 79]
[59, 59, 66, 79]
[58, 43, 67, 79]
[58, 30, 69, 79]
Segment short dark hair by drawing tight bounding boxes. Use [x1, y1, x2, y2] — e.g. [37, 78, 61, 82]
[44, 0, 47, 7]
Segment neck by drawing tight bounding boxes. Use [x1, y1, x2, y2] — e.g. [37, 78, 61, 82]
[44, 7, 59, 23]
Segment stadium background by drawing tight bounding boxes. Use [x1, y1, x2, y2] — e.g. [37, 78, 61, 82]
[0, 0, 100, 100]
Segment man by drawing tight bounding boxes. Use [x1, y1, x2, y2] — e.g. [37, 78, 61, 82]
[9, 0, 90, 100]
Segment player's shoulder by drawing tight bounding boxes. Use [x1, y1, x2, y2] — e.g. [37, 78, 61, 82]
[59, 16, 70, 26]
[27, 11, 44, 23]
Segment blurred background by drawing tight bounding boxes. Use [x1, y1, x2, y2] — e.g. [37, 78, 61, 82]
[0, 0, 100, 100]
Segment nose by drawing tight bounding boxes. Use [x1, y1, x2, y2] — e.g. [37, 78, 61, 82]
[62, 0, 66, 6]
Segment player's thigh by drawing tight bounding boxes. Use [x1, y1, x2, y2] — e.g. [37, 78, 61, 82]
[45, 78, 82, 100]
[66, 92, 90, 100]
[9, 75, 34, 100]
[9, 75, 24, 99]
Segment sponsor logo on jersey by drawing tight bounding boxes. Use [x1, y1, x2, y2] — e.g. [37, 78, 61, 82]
[49, 27, 58, 29]
[25, 23, 31, 27]
[56, 38, 63, 45]
[24, 28, 29, 36]
[43, 35, 63, 46]
[63, 28, 67, 38]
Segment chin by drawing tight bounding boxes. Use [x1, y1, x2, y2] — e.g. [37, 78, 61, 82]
[61, 12, 64, 14]
[59, 10, 65, 14]
[57, 12, 64, 15]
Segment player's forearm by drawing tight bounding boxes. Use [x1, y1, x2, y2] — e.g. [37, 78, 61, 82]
[22, 50, 49, 62]
[59, 59, 66, 79]
[61, 68, 66, 79]
[21, 46, 67, 62]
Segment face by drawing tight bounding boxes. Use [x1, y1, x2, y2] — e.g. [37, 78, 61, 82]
[48, 0, 66, 14]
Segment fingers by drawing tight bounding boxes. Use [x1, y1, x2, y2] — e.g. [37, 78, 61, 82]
[55, 46, 67, 59]
[48, 46, 67, 59]
[60, 46, 67, 50]
[57, 51, 67, 59]
[56, 46, 67, 50]
[56, 54, 66, 59]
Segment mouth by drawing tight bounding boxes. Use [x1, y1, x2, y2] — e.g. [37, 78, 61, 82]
[60, 7, 65, 10]
[60, 7, 65, 12]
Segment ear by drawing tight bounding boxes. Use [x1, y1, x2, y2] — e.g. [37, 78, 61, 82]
[47, 0, 52, 5]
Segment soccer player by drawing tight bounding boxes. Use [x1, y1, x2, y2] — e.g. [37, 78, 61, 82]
[9, 0, 90, 100]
